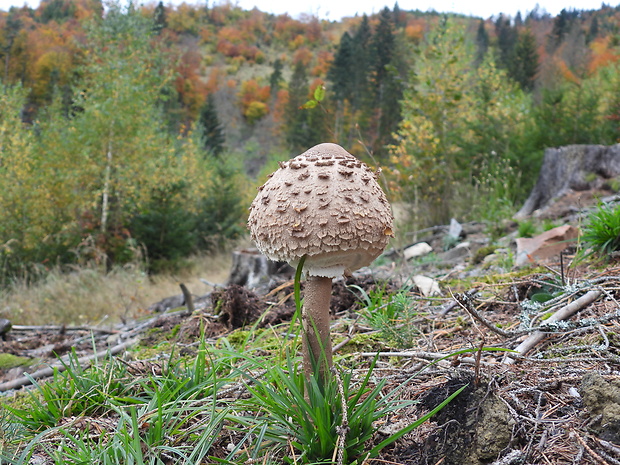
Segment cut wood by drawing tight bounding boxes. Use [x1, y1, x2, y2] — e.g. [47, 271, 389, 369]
[515, 143, 620, 219]
[503, 289, 602, 364]
[0, 337, 139, 392]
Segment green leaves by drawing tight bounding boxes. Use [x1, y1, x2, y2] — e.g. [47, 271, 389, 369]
[301, 84, 326, 109]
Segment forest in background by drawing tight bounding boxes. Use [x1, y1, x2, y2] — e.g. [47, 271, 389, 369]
[0, 0, 619, 282]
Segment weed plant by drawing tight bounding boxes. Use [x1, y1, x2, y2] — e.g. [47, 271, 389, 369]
[354, 287, 421, 348]
[581, 202, 620, 257]
[517, 220, 537, 238]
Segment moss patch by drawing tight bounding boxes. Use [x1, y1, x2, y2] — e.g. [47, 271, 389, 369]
[0, 353, 34, 370]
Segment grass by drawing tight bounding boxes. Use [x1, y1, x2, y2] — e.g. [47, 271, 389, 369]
[353, 286, 422, 349]
[0, 254, 469, 464]
[0, 251, 233, 326]
[581, 202, 620, 258]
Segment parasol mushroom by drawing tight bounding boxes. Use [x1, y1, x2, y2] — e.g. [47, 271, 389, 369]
[247, 143, 393, 380]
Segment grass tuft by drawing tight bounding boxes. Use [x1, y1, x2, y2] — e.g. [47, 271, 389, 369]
[581, 202, 620, 257]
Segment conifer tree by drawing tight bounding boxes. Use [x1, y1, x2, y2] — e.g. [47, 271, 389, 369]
[269, 58, 284, 93]
[475, 19, 489, 65]
[327, 31, 353, 102]
[198, 94, 225, 156]
[495, 15, 517, 70]
[371, 7, 395, 96]
[284, 61, 323, 151]
[511, 29, 539, 91]
[351, 15, 372, 111]
[370, 7, 406, 154]
[153, 1, 167, 34]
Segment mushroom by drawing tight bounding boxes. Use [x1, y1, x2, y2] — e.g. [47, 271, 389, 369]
[248, 143, 393, 380]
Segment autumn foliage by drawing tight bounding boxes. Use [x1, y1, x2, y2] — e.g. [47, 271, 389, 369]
[1, 0, 620, 279]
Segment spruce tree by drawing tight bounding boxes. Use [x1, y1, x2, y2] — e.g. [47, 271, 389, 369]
[198, 94, 225, 157]
[370, 7, 403, 155]
[284, 62, 324, 151]
[351, 15, 372, 111]
[495, 15, 517, 71]
[475, 19, 489, 65]
[327, 32, 354, 102]
[269, 58, 284, 94]
[511, 29, 539, 91]
[371, 7, 395, 97]
[153, 1, 167, 34]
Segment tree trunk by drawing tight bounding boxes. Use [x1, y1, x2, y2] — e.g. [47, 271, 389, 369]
[101, 136, 113, 233]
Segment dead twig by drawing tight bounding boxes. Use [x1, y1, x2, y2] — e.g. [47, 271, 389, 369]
[503, 289, 602, 364]
[571, 429, 610, 465]
[452, 290, 517, 338]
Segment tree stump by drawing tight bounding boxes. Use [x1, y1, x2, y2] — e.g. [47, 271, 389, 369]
[515, 144, 620, 219]
[227, 248, 293, 289]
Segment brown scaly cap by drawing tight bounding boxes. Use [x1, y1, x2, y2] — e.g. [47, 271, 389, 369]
[247, 143, 394, 278]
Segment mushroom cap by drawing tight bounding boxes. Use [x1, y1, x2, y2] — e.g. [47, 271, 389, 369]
[248, 143, 394, 278]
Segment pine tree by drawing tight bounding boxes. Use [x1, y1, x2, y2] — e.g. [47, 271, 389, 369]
[327, 32, 354, 102]
[511, 29, 539, 91]
[269, 58, 284, 93]
[153, 1, 167, 34]
[475, 19, 489, 65]
[198, 94, 225, 156]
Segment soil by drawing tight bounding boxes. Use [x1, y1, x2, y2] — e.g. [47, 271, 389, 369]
[2, 187, 620, 464]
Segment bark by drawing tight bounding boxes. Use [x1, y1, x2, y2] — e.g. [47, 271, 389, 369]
[302, 275, 333, 382]
[101, 136, 113, 233]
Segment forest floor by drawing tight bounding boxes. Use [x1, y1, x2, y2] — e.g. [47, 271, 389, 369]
[1, 189, 620, 464]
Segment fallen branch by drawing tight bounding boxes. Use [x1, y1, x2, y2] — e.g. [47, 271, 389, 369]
[0, 337, 139, 392]
[359, 350, 494, 366]
[503, 289, 602, 364]
[452, 290, 517, 338]
[11, 325, 119, 334]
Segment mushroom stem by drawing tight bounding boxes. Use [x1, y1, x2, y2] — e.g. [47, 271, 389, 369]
[301, 275, 334, 382]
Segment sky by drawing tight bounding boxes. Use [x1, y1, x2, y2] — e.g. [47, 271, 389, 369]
[0, 0, 614, 19]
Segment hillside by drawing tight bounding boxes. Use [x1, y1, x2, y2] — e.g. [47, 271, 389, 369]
[0, 0, 620, 282]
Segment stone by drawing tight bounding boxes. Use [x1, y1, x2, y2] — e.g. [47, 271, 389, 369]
[403, 242, 432, 260]
[413, 275, 441, 297]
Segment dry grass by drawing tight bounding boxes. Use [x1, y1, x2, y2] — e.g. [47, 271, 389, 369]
[0, 250, 235, 327]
